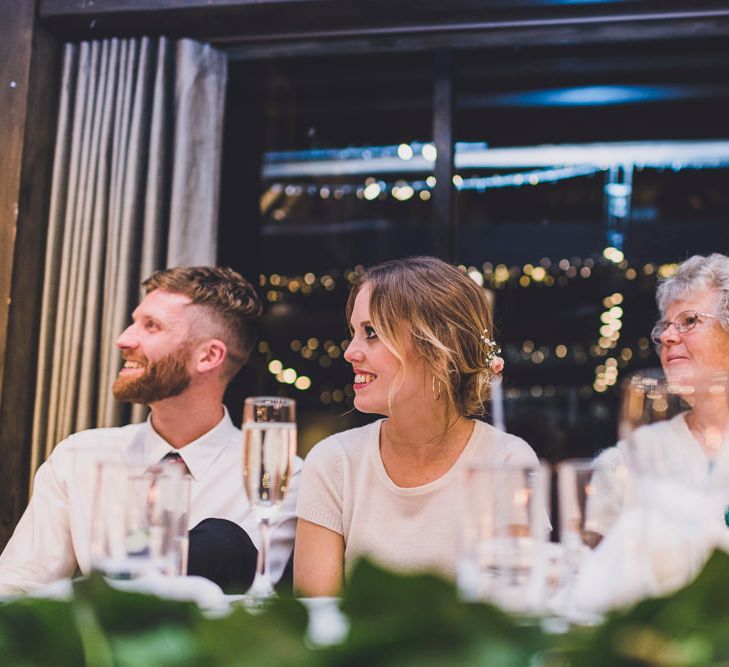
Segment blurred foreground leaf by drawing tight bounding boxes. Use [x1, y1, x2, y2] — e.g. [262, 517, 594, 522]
[561, 549, 729, 667]
[75, 575, 313, 667]
[6, 552, 729, 666]
[0, 574, 314, 667]
[0, 596, 84, 666]
[195, 597, 316, 667]
[334, 558, 550, 667]
[73, 574, 205, 666]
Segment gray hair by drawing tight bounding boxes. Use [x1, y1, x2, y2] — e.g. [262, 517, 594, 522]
[656, 253, 729, 331]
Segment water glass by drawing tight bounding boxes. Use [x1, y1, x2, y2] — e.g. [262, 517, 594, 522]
[90, 461, 190, 578]
[458, 462, 550, 612]
[556, 458, 629, 576]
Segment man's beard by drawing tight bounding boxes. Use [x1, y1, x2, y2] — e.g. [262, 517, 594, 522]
[112, 347, 192, 405]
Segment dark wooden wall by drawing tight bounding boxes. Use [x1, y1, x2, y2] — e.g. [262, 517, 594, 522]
[0, 1, 35, 415]
[0, 1, 60, 546]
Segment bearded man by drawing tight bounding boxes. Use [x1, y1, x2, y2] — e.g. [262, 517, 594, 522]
[0, 267, 300, 595]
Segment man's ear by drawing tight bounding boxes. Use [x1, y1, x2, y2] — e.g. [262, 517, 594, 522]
[195, 339, 228, 374]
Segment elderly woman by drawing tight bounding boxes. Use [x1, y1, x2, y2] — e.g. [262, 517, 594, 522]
[589, 252, 729, 533]
[654, 253, 729, 380]
[293, 257, 538, 596]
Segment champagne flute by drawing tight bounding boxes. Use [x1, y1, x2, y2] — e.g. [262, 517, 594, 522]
[619, 369, 729, 479]
[242, 396, 297, 604]
[619, 369, 729, 524]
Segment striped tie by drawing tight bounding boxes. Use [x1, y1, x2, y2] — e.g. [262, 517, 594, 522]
[160, 451, 190, 475]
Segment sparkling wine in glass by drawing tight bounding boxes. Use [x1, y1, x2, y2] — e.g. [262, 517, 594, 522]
[242, 396, 296, 603]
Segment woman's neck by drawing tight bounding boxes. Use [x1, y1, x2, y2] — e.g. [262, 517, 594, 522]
[379, 410, 475, 487]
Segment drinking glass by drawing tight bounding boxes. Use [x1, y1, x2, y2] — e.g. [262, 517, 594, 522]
[90, 461, 190, 578]
[457, 462, 550, 612]
[556, 458, 628, 577]
[625, 370, 729, 559]
[619, 369, 729, 496]
[242, 396, 297, 604]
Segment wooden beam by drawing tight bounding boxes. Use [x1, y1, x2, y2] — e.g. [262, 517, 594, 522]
[222, 10, 729, 60]
[217, 63, 265, 285]
[218, 63, 267, 425]
[0, 2, 37, 416]
[37, 0, 641, 15]
[0, 9, 61, 546]
[432, 49, 455, 262]
[37, 0, 729, 54]
[42, 0, 329, 10]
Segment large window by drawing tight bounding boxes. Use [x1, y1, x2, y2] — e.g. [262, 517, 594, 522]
[222, 31, 729, 457]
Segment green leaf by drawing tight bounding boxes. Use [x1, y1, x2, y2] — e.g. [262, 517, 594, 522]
[110, 626, 202, 667]
[195, 599, 316, 667]
[6, 552, 729, 666]
[560, 550, 729, 667]
[332, 558, 550, 667]
[73, 573, 202, 636]
[0, 597, 84, 666]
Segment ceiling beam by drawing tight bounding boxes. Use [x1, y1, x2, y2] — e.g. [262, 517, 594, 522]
[38, 0, 729, 57]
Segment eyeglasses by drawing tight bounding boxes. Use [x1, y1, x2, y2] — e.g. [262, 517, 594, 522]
[650, 310, 719, 345]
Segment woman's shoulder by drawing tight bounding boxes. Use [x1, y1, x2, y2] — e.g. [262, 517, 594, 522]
[471, 420, 539, 465]
[304, 419, 382, 464]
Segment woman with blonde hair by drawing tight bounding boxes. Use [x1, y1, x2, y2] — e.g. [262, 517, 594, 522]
[294, 256, 538, 596]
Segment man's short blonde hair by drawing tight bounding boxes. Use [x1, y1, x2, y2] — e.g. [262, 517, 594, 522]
[143, 266, 262, 383]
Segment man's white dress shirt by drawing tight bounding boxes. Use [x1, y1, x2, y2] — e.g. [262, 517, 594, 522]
[0, 408, 301, 595]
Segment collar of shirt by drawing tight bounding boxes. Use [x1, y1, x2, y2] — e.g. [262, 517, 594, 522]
[141, 406, 240, 481]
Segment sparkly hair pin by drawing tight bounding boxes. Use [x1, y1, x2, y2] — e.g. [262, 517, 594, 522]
[480, 327, 505, 374]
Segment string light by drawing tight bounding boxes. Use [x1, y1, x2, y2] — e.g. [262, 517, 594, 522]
[397, 143, 414, 161]
[258, 255, 664, 306]
[422, 143, 437, 161]
[281, 368, 297, 384]
[256, 256, 663, 403]
[392, 182, 415, 201]
[295, 376, 311, 390]
[263, 161, 608, 207]
[363, 182, 382, 200]
[468, 268, 484, 286]
[258, 334, 653, 404]
[602, 247, 625, 263]
[658, 263, 679, 278]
